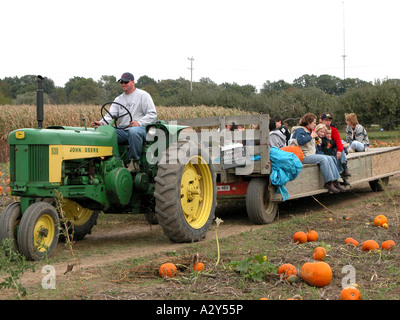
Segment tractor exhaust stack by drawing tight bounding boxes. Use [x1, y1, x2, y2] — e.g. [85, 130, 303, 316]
[36, 75, 44, 128]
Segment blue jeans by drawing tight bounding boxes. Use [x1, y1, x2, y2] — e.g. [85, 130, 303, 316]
[349, 141, 365, 152]
[335, 151, 348, 174]
[303, 154, 341, 183]
[116, 126, 147, 160]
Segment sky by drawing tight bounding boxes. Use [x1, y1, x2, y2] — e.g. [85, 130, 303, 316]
[1, 0, 399, 91]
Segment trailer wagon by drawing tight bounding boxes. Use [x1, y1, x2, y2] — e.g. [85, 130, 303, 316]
[171, 114, 400, 224]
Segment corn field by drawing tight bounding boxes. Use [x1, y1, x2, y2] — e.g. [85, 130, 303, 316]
[0, 104, 252, 162]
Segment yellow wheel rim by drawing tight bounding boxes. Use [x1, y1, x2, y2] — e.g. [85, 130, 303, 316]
[62, 199, 93, 226]
[180, 155, 213, 229]
[34, 214, 55, 252]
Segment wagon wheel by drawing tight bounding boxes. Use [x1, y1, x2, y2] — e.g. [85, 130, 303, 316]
[0, 202, 22, 252]
[154, 141, 217, 242]
[369, 176, 389, 192]
[101, 101, 133, 129]
[246, 177, 278, 224]
[17, 202, 60, 261]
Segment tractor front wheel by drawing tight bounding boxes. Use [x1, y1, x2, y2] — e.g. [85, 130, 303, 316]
[155, 142, 216, 242]
[0, 202, 22, 252]
[17, 202, 60, 261]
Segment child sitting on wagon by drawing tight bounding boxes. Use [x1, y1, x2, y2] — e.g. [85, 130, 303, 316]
[315, 124, 351, 186]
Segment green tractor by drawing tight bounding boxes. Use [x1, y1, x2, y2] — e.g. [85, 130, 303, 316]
[0, 76, 217, 260]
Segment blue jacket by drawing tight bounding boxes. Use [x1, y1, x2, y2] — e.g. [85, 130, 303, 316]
[270, 147, 303, 201]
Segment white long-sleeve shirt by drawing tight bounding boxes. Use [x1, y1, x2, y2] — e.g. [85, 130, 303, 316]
[100, 88, 157, 129]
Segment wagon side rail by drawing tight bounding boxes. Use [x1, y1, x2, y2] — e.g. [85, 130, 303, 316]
[166, 114, 271, 182]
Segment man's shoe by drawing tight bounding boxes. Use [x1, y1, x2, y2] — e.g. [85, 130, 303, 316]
[324, 182, 340, 193]
[127, 159, 140, 173]
[332, 180, 347, 192]
[342, 168, 351, 177]
[340, 179, 350, 186]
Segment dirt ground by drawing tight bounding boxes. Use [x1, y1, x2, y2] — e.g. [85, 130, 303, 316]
[1, 175, 400, 300]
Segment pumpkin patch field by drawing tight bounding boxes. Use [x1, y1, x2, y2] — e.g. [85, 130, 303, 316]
[1, 163, 400, 300]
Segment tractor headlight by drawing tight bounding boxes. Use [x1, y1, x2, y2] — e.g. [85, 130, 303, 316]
[147, 126, 157, 136]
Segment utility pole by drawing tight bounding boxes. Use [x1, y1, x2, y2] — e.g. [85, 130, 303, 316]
[342, 1, 347, 80]
[188, 57, 194, 92]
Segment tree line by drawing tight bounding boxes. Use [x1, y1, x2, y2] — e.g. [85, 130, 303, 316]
[1, 74, 400, 129]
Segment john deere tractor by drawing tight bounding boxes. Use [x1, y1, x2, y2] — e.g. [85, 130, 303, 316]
[0, 76, 217, 260]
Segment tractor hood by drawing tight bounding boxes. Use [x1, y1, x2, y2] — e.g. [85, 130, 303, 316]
[9, 125, 119, 155]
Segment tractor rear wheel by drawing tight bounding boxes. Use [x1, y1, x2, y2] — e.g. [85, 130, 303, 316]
[155, 142, 216, 242]
[0, 202, 22, 252]
[17, 202, 60, 261]
[246, 177, 278, 224]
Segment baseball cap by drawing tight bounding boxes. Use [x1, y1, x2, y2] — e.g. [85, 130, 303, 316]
[118, 72, 135, 82]
[320, 113, 333, 120]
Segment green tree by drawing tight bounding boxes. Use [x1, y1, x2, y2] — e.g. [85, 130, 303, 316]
[98, 75, 121, 102]
[136, 75, 157, 88]
[0, 92, 12, 105]
[220, 82, 256, 97]
[340, 79, 400, 130]
[50, 87, 67, 104]
[67, 78, 101, 104]
[292, 74, 318, 89]
[315, 74, 344, 96]
[261, 80, 292, 94]
[14, 91, 50, 105]
[136, 75, 159, 102]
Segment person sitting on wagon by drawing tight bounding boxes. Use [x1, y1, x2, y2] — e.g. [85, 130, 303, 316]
[345, 113, 370, 152]
[319, 112, 351, 178]
[291, 113, 346, 193]
[269, 118, 287, 148]
[315, 124, 350, 186]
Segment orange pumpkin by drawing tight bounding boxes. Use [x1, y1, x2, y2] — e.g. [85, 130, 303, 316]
[300, 261, 332, 287]
[313, 247, 327, 261]
[345, 237, 359, 247]
[281, 146, 304, 162]
[159, 263, 177, 278]
[293, 231, 307, 244]
[381, 240, 396, 251]
[193, 262, 205, 271]
[340, 287, 362, 300]
[277, 263, 298, 280]
[306, 228, 319, 242]
[373, 214, 388, 227]
[361, 240, 380, 251]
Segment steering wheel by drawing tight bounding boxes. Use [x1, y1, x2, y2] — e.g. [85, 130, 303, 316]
[101, 101, 133, 129]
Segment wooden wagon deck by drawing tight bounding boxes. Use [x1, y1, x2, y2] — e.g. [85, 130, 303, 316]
[275, 146, 400, 201]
